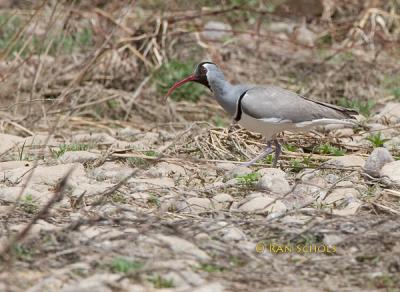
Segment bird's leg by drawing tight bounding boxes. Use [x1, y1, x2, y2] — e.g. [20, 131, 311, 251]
[241, 141, 273, 167]
[228, 118, 237, 133]
[272, 139, 281, 168]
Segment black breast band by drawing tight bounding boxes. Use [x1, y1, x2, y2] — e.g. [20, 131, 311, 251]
[234, 90, 248, 122]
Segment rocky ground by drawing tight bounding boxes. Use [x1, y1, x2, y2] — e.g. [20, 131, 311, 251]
[1, 0, 400, 291]
[1, 102, 400, 291]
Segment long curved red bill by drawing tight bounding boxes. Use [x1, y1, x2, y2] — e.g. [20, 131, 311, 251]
[163, 75, 197, 102]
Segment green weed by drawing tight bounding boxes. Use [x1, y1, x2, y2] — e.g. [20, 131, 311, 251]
[263, 154, 274, 164]
[128, 157, 149, 168]
[144, 150, 159, 157]
[338, 98, 375, 117]
[17, 140, 29, 161]
[148, 275, 175, 288]
[392, 87, 400, 100]
[20, 194, 39, 214]
[197, 263, 224, 273]
[110, 192, 126, 204]
[369, 274, 396, 289]
[235, 172, 261, 186]
[110, 258, 144, 274]
[283, 144, 298, 152]
[316, 143, 346, 156]
[147, 195, 160, 207]
[54, 143, 90, 158]
[366, 132, 389, 148]
[11, 244, 33, 261]
[383, 73, 400, 101]
[289, 156, 313, 172]
[127, 151, 157, 168]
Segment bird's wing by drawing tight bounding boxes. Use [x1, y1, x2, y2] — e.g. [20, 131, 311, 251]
[239, 86, 357, 123]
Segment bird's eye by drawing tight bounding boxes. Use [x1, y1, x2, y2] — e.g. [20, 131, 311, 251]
[199, 66, 207, 75]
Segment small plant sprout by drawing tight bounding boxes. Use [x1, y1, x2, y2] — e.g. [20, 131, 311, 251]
[11, 244, 33, 261]
[317, 143, 346, 156]
[392, 87, 400, 100]
[110, 258, 143, 274]
[147, 195, 160, 207]
[198, 263, 225, 273]
[144, 150, 159, 157]
[283, 143, 298, 152]
[21, 194, 39, 214]
[235, 172, 261, 186]
[148, 275, 175, 289]
[53, 143, 90, 158]
[366, 132, 390, 148]
[338, 98, 375, 117]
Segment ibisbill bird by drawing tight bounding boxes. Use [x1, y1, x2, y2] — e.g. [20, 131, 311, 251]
[164, 62, 358, 167]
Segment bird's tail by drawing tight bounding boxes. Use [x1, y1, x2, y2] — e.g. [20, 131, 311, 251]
[295, 118, 358, 128]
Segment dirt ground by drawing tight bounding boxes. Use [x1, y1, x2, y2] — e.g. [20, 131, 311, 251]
[0, 1, 400, 291]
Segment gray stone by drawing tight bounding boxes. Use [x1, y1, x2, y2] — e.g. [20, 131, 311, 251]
[366, 123, 397, 138]
[116, 127, 141, 139]
[4, 163, 86, 188]
[191, 282, 224, 292]
[333, 200, 362, 216]
[335, 180, 354, 188]
[27, 277, 63, 292]
[267, 22, 295, 34]
[325, 173, 340, 184]
[215, 162, 236, 172]
[213, 193, 234, 203]
[72, 133, 117, 145]
[376, 102, 400, 123]
[0, 133, 23, 154]
[71, 181, 114, 197]
[58, 151, 99, 164]
[256, 168, 290, 194]
[384, 136, 400, 151]
[363, 147, 394, 177]
[202, 21, 232, 41]
[145, 162, 186, 178]
[323, 234, 344, 246]
[325, 155, 365, 168]
[293, 23, 316, 47]
[224, 165, 252, 180]
[160, 194, 189, 213]
[322, 188, 359, 204]
[129, 132, 159, 150]
[61, 273, 119, 292]
[23, 134, 58, 146]
[164, 270, 204, 287]
[90, 162, 133, 181]
[0, 161, 31, 171]
[333, 128, 354, 137]
[129, 177, 175, 189]
[380, 161, 400, 185]
[186, 197, 214, 212]
[155, 235, 210, 260]
[238, 193, 286, 213]
[221, 226, 246, 241]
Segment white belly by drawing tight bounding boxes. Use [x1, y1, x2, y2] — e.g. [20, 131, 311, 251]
[238, 113, 353, 140]
[238, 112, 298, 140]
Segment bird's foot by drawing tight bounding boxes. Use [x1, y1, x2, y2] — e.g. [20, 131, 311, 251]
[241, 145, 274, 167]
[228, 119, 238, 133]
[272, 140, 281, 168]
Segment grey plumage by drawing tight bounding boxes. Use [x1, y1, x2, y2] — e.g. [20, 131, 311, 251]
[239, 86, 357, 122]
[165, 62, 358, 167]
